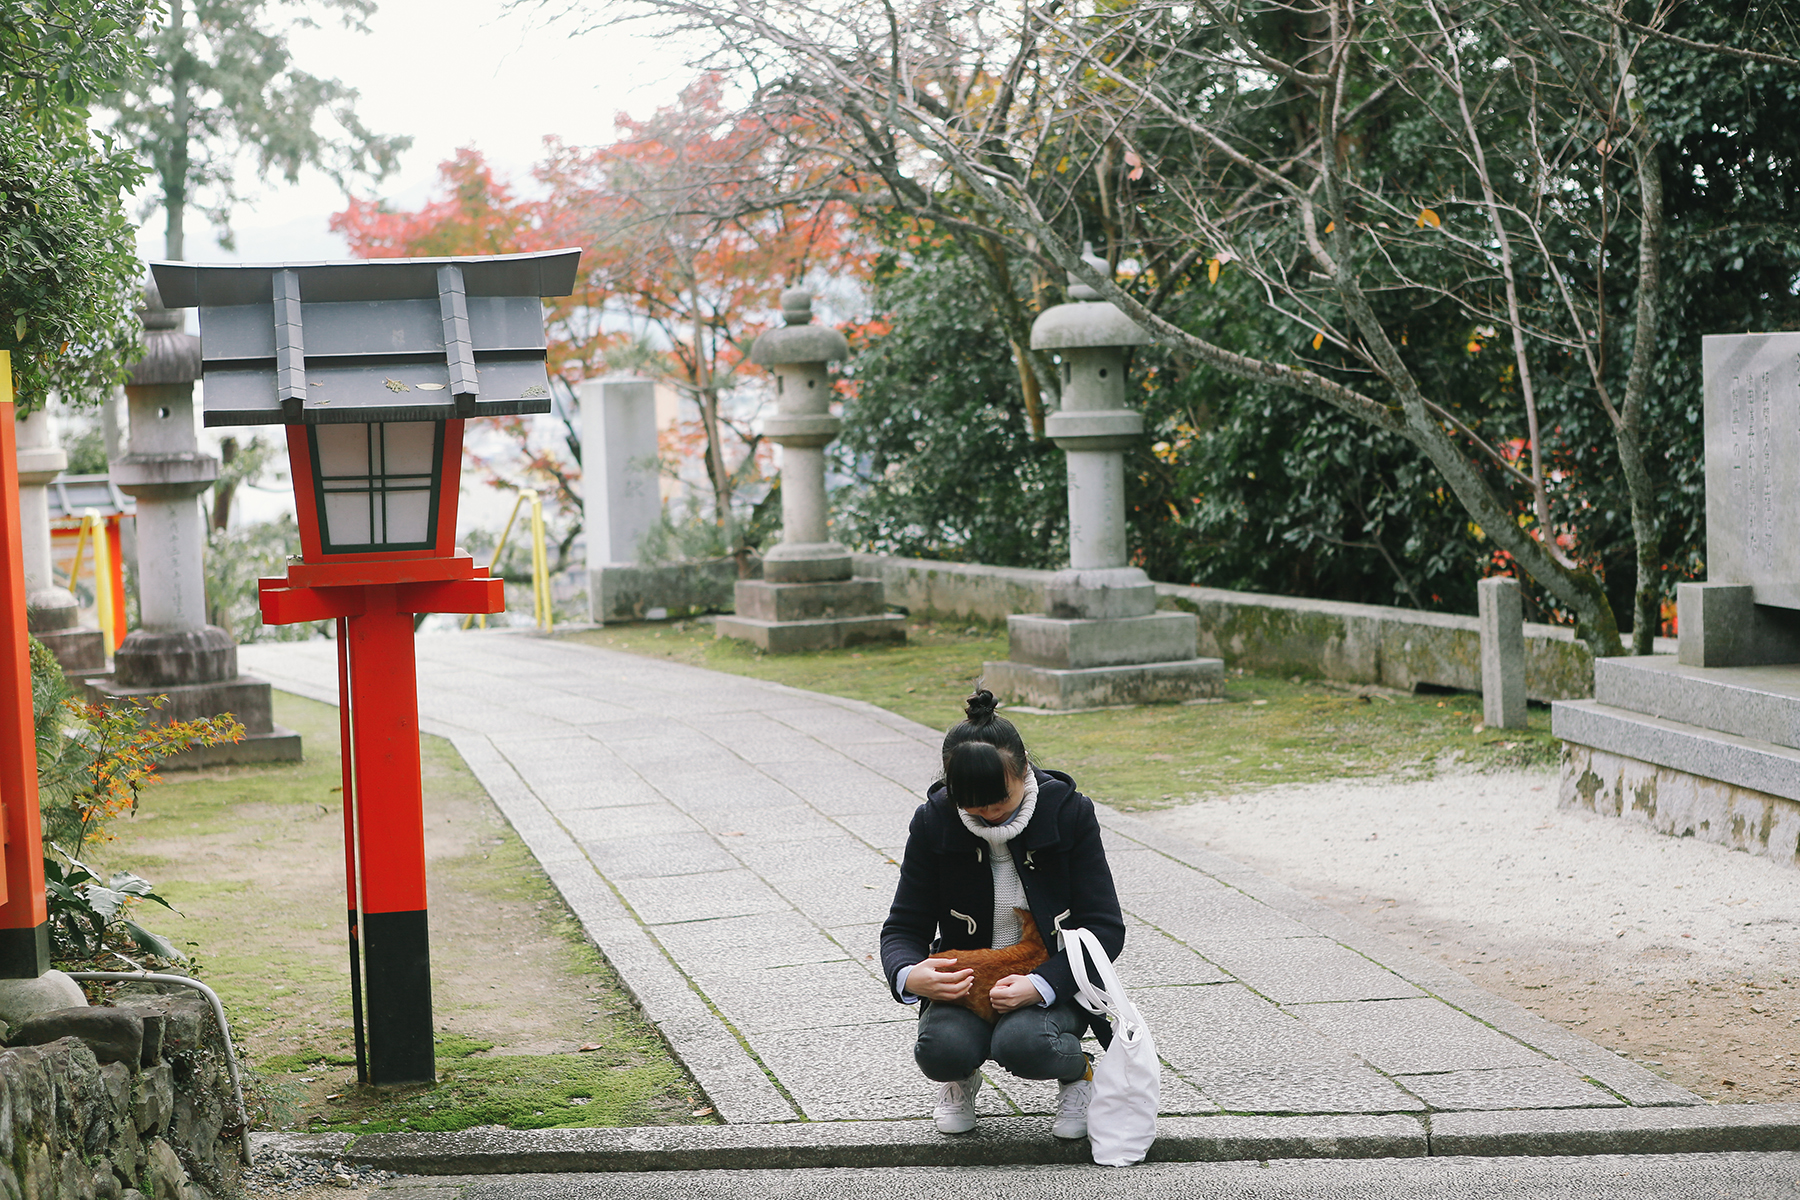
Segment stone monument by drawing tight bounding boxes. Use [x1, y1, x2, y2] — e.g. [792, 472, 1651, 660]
[1554, 331, 1800, 860]
[714, 289, 903, 652]
[15, 409, 106, 676]
[86, 285, 301, 764]
[1477, 576, 1527, 730]
[983, 261, 1222, 709]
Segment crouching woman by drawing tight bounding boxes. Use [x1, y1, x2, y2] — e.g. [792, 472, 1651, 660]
[881, 688, 1126, 1137]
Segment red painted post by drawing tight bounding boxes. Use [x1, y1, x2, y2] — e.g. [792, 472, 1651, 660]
[0, 352, 50, 976]
[343, 587, 434, 1085]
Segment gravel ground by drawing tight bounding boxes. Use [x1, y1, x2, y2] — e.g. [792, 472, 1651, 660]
[1143, 765, 1800, 1104]
[244, 1147, 396, 1200]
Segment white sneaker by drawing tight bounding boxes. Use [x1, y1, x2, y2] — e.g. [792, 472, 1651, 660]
[933, 1072, 982, 1134]
[1052, 1077, 1092, 1139]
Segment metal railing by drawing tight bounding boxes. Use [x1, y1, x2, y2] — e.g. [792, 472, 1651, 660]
[464, 489, 553, 633]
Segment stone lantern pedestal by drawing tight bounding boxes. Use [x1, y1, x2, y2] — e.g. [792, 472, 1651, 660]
[985, 270, 1221, 709]
[86, 287, 300, 765]
[715, 290, 903, 653]
[16, 410, 107, 676]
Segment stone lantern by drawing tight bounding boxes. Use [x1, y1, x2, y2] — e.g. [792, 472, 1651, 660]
[87, 285, 301, 763]
[15, 409, 105, 675]
[715, 289, 903, 651]
[985, 263, 1221, 708]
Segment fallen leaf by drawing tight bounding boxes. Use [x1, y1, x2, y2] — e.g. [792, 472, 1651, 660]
[578, 1043, 602, 1052]
[691, 1106, 715, 1117]
[721, 831, 744, 837]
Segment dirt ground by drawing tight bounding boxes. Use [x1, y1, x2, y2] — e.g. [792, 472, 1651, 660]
[88, 692, 696, 1137]
[1146, 766, 1800, 1105]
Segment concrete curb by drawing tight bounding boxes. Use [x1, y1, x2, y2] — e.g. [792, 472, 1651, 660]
[259, 1115, 1425, 1175]
[253, 1106, 1800, 1173]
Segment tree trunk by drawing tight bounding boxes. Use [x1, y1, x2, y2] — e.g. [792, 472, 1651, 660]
[164, 0, 189, 261]
[210, 437, 237, 530]
[1620, 74, 1668, 654]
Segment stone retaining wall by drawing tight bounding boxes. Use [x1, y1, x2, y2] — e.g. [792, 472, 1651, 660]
[850, 553, 1649, 701]
[2, 989, 242, 1200]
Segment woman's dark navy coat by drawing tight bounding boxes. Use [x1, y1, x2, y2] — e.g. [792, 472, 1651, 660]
[880, 767, 1127, 1041]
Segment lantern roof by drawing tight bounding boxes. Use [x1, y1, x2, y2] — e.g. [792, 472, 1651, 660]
[149, 249, 582, 428]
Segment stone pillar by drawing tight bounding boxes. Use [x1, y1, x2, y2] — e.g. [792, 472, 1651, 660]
[580, 376, 661, 567]
[15, 410, 106, 675]
[1477, 576, 1527, 729]
[983, 261, 1222, 709]
[714, 289, 903, 652]
[86, 286, 301, 764]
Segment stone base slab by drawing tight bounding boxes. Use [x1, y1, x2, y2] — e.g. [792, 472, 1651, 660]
[1558, 739, 1800, 865]
[714, 612, 906, 654]
[735, 578, 887, 623]
[33, 627, 107, 676]
[1553, 698, 1800, 804]
[1007, 610, 1197, 669]
[984, 656, 1223, 710]
[763, 543, 853, 583]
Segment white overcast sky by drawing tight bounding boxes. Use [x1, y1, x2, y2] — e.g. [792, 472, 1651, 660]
[133, 0, 694, 264]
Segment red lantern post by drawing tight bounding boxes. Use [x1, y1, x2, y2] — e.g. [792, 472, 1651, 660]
[152, 252, 579, 1084]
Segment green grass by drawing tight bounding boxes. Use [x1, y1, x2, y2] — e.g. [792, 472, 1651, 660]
[78, 690, 706, 1134]
[563, 618, 1560, 809]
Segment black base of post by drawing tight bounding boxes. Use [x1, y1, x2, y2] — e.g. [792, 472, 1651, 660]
[0, 924, 50, 979]
[361, 909, 434, 1086]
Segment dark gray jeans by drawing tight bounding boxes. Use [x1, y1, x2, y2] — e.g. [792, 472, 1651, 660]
[914, 999, 1089, 1083]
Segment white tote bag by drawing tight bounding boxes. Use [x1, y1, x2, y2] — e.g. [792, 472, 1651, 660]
[1064, 926, 1159, 1166]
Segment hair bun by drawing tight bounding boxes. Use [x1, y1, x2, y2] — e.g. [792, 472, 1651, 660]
[964, 688, 999, 722]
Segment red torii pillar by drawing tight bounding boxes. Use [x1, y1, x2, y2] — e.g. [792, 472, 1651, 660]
[0, 353, 48, 977]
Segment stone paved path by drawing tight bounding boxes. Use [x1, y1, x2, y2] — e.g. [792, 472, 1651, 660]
[242, 632, 1701, 1125]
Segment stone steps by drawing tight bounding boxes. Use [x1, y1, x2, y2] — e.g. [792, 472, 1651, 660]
[1553, 699, 1800, 805]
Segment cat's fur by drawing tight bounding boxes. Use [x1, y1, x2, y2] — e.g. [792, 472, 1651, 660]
[939, 908, 1049, 1022]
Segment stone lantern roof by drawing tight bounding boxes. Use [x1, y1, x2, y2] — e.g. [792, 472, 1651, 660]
[750, 289, 848, 366]
[1030, 245, 1152, 351]
[128, 280, 203, 387]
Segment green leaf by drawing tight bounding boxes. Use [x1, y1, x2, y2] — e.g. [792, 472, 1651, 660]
[122, 920, 187, 963]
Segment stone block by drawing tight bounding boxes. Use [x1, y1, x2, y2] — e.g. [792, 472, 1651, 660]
[1477, 577, 1527, 729]
[982, 656, 1222, 710]
[1559, 740, 1800, 863]
[1702, 332, 1800, 609]
[111, 627, 236, 687]
[713, 612, 906, 654]
[1043, 567, 1157, 620]
[1200, 938, 1422, 1005]
[0, 972, 87, 1029]
[1677, 582, 1800, 667]
[734, 578, 887, 623]
[763, 547, 854, 584]
[1293, 998, 1545, 1075]
[1431, 1101, 1800, 1157]
[134, 1065, 173, 1135]
[1006, 611, 1198, 669]
[1186, 1064, 1425, 1114]
[1554, 698, 1800, 805]
[10, 1008, 144, 1066]
[590, 558, 750, 624]
[33, 628, 107, 677]
[83, 673, 301, 766]
[578, 377, 660, 564]
[1396, 1064, 1620, 1111]
[1593, 655, 1800, 748]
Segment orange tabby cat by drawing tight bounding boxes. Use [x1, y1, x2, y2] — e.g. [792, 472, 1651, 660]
[939, 907, 1049, 1022]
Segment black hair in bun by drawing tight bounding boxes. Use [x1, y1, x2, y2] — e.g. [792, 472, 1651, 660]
[940, 683, 1029, 808]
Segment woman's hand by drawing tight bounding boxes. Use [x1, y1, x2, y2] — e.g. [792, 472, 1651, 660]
[989, 974, 1045, 1014]
[906, 957, 974, 1001]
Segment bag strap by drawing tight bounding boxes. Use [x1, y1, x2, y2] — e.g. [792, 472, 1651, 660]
[1065, 926, 1121, 1019]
